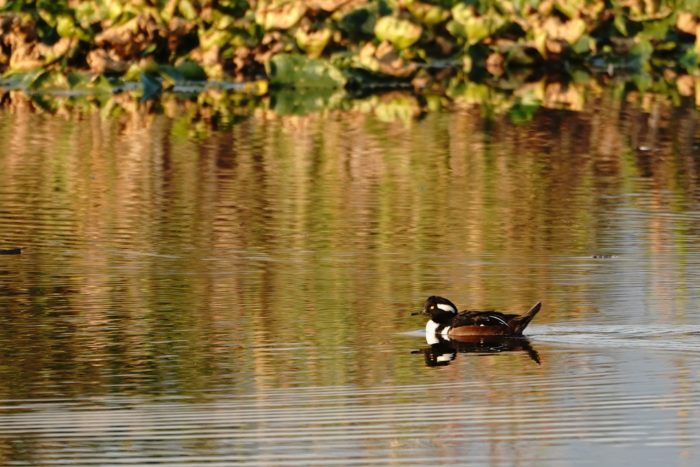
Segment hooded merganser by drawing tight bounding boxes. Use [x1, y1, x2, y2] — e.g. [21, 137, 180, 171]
[414, 296, 542, 339]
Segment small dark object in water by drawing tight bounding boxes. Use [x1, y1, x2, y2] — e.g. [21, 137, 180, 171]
[592, 255, 616, 259]
[0, 247, 22, 255]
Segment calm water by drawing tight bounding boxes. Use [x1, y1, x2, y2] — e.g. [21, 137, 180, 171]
[1, 97, 700, 465]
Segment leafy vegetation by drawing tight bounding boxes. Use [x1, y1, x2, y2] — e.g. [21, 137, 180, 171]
[0, 0, 698, 119]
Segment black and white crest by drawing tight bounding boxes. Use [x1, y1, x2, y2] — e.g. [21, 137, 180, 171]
[421, 296, 458, 324]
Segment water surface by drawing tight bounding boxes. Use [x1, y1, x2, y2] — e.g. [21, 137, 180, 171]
[1, 98, 700, 465]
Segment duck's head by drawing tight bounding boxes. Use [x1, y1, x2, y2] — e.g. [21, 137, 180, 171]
[414, 296, 459, 324]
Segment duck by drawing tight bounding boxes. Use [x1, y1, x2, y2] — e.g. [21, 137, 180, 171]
[414, 296, 541, 339]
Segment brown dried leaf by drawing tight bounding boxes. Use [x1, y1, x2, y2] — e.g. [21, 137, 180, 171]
[38, 37, 75, 64]
[306, 0, 356, 11]
[9, 44, 42, 71]
[544, 82, 584, 110]
[95, 15, 158, 58]
[167, 17, 195, 51]
[546, 38, 563, 54]
[87, 49, 129, 74]
[543, 17, 586, 43]
[676, 12, 699, 35]
[676, 75, 694, 96]
[357, 41, 417, 77]
[255, 1, 307, 30]
[486, 52, 504, 76]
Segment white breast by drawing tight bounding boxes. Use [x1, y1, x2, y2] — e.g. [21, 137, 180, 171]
[425, 320, 440, 335]
[425, 320, 451, 344]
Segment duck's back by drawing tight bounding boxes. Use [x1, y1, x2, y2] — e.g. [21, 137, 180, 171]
[449, 302, 541, 336]
[451, 311, 516, 327]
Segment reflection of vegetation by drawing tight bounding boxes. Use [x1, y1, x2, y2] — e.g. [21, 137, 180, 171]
[0, 1, 698, 103]
[0, 94, 698, 402]
[1, 70, 698, 140]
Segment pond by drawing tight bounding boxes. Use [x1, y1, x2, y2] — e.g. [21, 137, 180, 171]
[1, 96, 700, 465]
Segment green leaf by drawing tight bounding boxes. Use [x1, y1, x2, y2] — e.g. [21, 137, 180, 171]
[66, 72, 89, 88]
[614, 14, 628, 36]
[200, 30, 234, 51]
[27, 69, 51, 90]
[554, 0, 583, 19]
[295, 27, 332, 57]
[175, 60, 208, 81]
[374, 16, 423, 49]
[449, 4, 505, 45]
[158, 65, 185, 85]
[640, 17, 673, 41]
[406, 2, 448, 26]
[56, 15, 77, 38]
[572, 35, 594, 55]
[90, 75, 113, 94]
[629, 39, 654, 71]
[679, 49, 699, 72]
[338, 7, 374, 39]
[141, 72, 162, 101]
[105, 0, 123, 21]
[178, 0, 198, 20]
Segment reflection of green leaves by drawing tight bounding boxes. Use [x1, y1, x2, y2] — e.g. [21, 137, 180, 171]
[270, 88, 340, 115]
[267, 54, 345, 88]
[371, 94, 421, 124]
[508, 101, 540, 124]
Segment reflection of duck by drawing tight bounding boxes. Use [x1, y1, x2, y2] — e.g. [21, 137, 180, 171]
[413, 336, 541, 367]
[414, 296, 542, 339]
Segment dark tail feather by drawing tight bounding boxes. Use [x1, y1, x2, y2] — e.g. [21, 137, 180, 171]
[509, 302, 542, 336]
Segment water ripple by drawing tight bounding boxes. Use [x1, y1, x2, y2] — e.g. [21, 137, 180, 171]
[2, 373, 700, 465]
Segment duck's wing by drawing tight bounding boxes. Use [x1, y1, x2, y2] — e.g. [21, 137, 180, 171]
[452, 310, 515, 327]
[451, 303, 542, 335]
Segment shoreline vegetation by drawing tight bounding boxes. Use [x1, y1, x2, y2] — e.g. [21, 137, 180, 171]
[1, 0, 699, 125]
